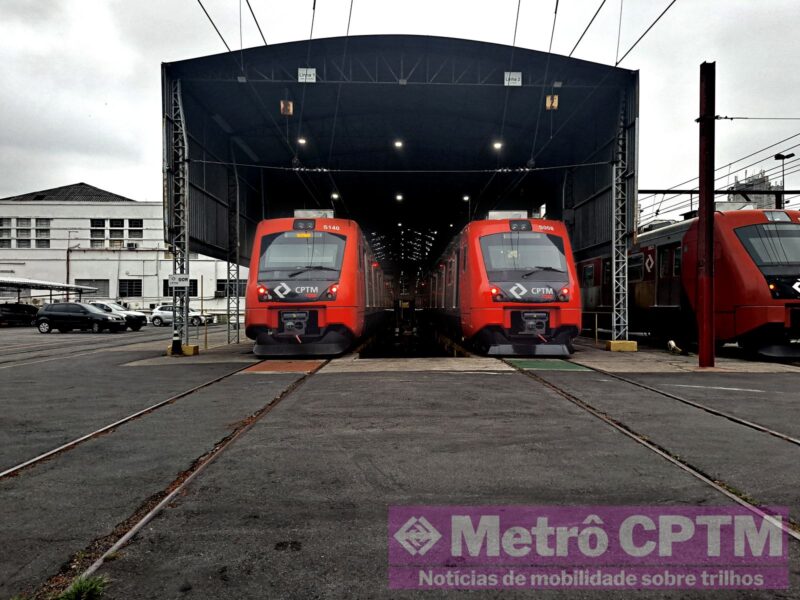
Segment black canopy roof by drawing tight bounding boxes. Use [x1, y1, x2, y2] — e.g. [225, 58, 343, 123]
[163, 34, 637, 269]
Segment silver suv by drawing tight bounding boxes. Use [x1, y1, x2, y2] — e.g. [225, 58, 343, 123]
[150, 305, 209, 327]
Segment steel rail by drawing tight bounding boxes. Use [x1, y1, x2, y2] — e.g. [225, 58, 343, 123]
[0, 358, 259, 480]
[80, 359, 329, 578]
[504, 359, 800, 542]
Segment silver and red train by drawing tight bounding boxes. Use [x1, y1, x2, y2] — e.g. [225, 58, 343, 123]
[578, 208, 800, 356]
[245, 213, 390, 357]
[426, 213, 582, 356]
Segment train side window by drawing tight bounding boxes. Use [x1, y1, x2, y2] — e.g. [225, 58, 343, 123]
[461, 246, 468, 272]
[629, 254, 644, 281]
[602, 260, 611, 285]
[673, 247, 682, 276]
[581, 264, 594, 287]
[658, 247, 671, 278]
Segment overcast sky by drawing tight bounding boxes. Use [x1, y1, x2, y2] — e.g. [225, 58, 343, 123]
[2, 0, 799, 219]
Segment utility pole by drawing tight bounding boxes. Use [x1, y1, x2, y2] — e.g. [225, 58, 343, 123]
[697, 62, 715, 368]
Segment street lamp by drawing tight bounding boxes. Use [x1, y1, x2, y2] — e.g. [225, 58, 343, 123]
[774, 152, 795, 209]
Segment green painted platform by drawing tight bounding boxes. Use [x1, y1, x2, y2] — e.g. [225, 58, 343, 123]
[505, 359, 591, 371]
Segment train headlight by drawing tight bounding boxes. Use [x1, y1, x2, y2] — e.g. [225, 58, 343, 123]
[767, 281, 780, 298]
[257, 284, 271, 301]
[489, 286, 504, 301]
[326, 283, 339, 299]
[558, 286, 570, 302]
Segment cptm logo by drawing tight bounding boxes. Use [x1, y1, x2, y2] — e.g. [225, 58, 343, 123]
[394, 516, 442, 556]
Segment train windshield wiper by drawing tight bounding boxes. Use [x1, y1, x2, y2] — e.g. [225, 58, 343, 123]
[288, 265, 339, 277]
[521, 266, 565, 278]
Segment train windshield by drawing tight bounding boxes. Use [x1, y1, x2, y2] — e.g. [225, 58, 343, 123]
[259, 231, 346, 281]
[479, 232, 567, 280]
[735, 223, 800, 272]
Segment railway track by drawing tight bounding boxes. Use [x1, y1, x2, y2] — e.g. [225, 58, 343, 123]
[503, 357, 800, 543]
[0, 356, 258, 480]
[29, 358, 328, 598]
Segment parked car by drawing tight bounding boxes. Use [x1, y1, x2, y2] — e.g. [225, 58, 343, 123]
[0, 303, 39, 326]
[150, 305, 210, 327]
[90, 301, 148, 331]
[35, 302, 127, 334]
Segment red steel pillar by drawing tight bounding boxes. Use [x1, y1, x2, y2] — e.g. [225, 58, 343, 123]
[697, 62, 715, 367]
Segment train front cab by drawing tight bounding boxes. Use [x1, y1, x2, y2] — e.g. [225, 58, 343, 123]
[245, 217, 388, 357]
[433, 218, 581, 356]
[684, 209, 800, 356]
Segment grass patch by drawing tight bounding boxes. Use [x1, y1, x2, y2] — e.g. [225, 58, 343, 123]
[57, 575, 109, 600]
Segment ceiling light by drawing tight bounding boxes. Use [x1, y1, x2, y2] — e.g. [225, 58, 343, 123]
[462, 195, 470, 202]
[398, 222, 402, 227]
[298, 137, 307, 145]
[394, 140, 403, 148]
[331, 192, 340, 200]
[492, 141, 503, 150]
[396, 194, 404, 201]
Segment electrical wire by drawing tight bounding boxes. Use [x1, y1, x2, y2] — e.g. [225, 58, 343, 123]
[717, 116, 800, 121]
[569, 0, 606, 57]
[189, 159, 612, 174]
[245, 0, 268, 45]
[196, 0, 232, 52]
[615, 0, 623, 65]
[616, 0, 678, 66]
[529, 0, 559, 161]
[639, 130, 800, 204]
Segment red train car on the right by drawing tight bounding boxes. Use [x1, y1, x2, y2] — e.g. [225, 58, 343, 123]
[428, 214, 582, 356]
[579, 208, 800, 356]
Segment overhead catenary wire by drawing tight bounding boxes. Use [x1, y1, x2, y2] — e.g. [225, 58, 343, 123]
[324, 0, 356, 215]
[569, 0, 606, 57]
[196, 0, 232, 52]
[638, 130, 800, 204]
[615, 0, 677, 66]
[190, 158, 612, 174]
[245, 0, 268, 45]
[529, 0, 559, 161]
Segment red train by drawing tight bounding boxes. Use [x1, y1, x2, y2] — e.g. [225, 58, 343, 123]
[578, 208, 800, 356]
[245, 213, 390, 357]
[427, 214, 582, 356]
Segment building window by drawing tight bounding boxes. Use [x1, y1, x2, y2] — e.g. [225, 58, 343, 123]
[90, 229, 105, 239]
[128, 229, 143, 239]
[90, 219, 105, 228]
[35, 239, 50, 248]
[109, 229, 124, 239]
[110, 239, 124, 249]
[0, 240, 10, 248]
[0, 229, 10, 239]
[128, 219, 143, 228]
[90, 240, 105, 249]
[163, 279, 198, 297]
[118, 279, 142, 297]
[0, 218, 11, 227]
[36, 218, 50, 227]
[16, 239, 30, 249]
[216, 279, 248, 296]
[75, 279, 110, 296]
[110, 219, 124, 228]
[16, 218, 31, 227]
[17, 229, 30, 238]
[35, 229, 50, 239]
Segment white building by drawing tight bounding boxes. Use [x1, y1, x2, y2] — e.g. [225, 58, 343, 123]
[0, 183, 248, 314]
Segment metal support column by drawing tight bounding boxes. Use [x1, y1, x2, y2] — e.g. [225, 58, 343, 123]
[169, 79, 190, 354]
[697, 62, 716, 367]
[611, 95, 629, 341]
[226, 151, 241, 344]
